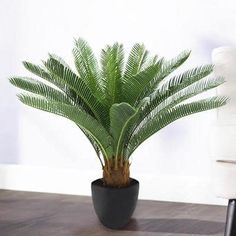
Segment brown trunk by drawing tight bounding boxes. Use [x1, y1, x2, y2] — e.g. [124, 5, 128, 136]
[103, 159, 130, 188]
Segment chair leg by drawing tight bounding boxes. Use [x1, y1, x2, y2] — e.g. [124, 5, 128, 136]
[225, 199, 236, 236]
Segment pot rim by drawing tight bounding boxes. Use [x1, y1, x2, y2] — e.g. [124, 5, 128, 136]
[91, 178, 139, 189]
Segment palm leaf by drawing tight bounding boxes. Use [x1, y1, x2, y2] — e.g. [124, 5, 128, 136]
[125, 96, 228, 158]
[23, 61, 83, 107]
[23, 61, 52, 81]
[140, 65, 214, 119]
[125, 77, 225, 152]
[11, 40, 228, 167]
[109, 103, 136, 159]
[73, 38, 103, 97]
[121, 62, 163, 105]
[100, 43, 124, 105]
[123, 43, 149, 80]
[78, 126, 103, 166]
[9, 76, 72, 105]
[135, 50, 191, 104]
[43, 55, 109, 127]
[149, 77, 225, 115]
[18, 95, 113, 159]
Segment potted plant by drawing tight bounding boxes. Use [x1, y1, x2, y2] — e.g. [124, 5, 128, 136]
[10, 38, 227, 229]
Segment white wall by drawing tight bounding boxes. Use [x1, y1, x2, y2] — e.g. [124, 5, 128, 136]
[1, 0, 236, 204]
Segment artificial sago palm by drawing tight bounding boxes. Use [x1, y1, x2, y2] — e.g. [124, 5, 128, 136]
[10, 39, 228, 187]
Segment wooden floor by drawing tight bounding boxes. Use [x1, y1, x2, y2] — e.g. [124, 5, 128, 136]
[0, 190, 226, 236]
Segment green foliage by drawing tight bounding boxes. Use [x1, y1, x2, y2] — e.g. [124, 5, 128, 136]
[10, 38, 228, 167]
[18, 95, 113, 159]
[73, 38, 103, 96]
[101, 43, 124, 106]
[109, 103, 136, 159]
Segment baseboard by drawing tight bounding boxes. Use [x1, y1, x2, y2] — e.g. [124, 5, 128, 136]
[0, 164, 227, 206]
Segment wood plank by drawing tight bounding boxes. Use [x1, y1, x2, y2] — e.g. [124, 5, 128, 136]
[0, 190, 226, 236]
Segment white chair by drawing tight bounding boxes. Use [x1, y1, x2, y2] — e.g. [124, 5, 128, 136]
[214, 160, 236, 236]
[212, 47, 236, 236]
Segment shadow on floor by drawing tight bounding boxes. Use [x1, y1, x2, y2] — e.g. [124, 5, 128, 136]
[123, 218, 225, 235]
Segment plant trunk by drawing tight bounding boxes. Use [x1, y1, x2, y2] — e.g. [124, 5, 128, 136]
[103, 159, 130, 187]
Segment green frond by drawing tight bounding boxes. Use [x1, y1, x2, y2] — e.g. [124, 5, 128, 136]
[43, 55, 109, 127]
[73, 38, 103, 96]
[122, 61, 163, 105]
[11, 40, 228, 165]
[123, 43, 148, 79]
[10, 75, 99, 126]
[101, 43, 124, 106]
[23, 61, 52, 81]
[23, 61, 79, 103]
[160, 64, 214, 92]
[140, 65, 215, 119]
[9, 76, 72, 104]
[48, 54, 71, 68]
[135, 50, 191, 104]
[141, 54, 159, 70]
[78, 126, 103, 165]
[163, 50, 191, 73]
[151, 76, 225, 114]
[109, 103, 137, 159]
[123, 76, 225, 158]
[125, 96, 228, 158]
[18, 94, 113, 159]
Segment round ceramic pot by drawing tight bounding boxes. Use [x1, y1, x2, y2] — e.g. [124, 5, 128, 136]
[91, 178, 139, 229]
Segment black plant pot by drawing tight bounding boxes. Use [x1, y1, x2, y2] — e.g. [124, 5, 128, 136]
[91, 178, 139, 229]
